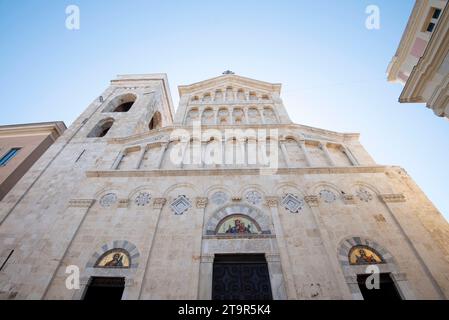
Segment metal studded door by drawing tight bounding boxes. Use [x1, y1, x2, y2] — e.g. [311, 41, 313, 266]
[212, 254, 273, 300]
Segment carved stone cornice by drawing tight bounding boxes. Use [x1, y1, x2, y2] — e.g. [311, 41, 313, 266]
[265, 197, 279, 208]
[68, 199, 95, 208]
[304, 195, 319, 208]
[196, 197, 208, 209]
[379, 194, 406, 203]
[153, 198, 167, 209]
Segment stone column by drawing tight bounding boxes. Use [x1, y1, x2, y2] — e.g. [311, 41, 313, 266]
[180, 140, 190, 169]
[265, 197, 298, 299]
[198, 254, 214, 300]
[201, 141, 207, 168]
[135, 145, 147, 169]
[195, 197, 209, 299]
[342, 145, 358, 166]
[111, 151, 125, 170]
[298, 140, 312, 167]
[304, 195, 353, 299]
[259, 107, 266, 124]
[280, 140, 291, 168]
[157, 142, 169, 169]
[213, 108, 219, 125]
[243, 108, 249, 125]
[320, 142, 335, 166]
[138, 198, 167, 299]
[265, 253, 288, 300]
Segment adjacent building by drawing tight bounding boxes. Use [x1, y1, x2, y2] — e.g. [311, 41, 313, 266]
[0, 122, 66, 201]
[387, 0, 449, 120]
[1, 73, 449, 300]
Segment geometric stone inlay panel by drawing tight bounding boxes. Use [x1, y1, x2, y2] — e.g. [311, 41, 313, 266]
[170, 195, 192, 215]
[246, 190, 262, 206]
[281, 193, 304, 213]
[135, 192, 151, 207]
[99, 193, 118, 208]
[319, 189, 336, 204]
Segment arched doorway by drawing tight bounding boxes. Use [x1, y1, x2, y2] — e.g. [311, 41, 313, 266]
[200, 204, 286, 300]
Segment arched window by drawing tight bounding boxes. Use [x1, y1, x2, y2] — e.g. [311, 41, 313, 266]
[149, 111, 162, 131]
[95, 249, 131, 268]
[113, 102, 134, 112]
[348, 245, 384, 265]
[103, 93, 137, 113]
[88, 118, 114, 138]
[216, 214, 262, 235]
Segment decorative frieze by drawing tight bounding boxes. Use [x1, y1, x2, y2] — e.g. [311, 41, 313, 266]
[68, 199, 95, 208]
[379, 194, 406, 203]
[264, 197, 279, 208]
[196, 197, 209, 209]
[118, 199, 129, 208]
[153, 198, 167, 209]
[342, 194, 356, 205]
[304, 195, 319, 208]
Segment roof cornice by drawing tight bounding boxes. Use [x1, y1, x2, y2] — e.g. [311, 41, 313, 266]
[400, 1, 449, 102]
[387, 0, 429, 82]
[0, 121, 67, 141]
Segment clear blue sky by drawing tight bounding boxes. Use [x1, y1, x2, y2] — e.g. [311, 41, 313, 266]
[1, 0, 448, 220]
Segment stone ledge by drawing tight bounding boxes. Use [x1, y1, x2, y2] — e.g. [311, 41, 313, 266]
[86, 166, 395, 178]
[203, 234, 276, 240]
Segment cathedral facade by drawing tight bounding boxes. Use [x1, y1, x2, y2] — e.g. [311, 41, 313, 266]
[0, 73, 449, 300]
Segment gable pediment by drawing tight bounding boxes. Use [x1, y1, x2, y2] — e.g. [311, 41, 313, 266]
[178, 74, 282, 97]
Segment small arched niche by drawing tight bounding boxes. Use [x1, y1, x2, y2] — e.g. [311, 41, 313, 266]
[88, 118, 114, 138]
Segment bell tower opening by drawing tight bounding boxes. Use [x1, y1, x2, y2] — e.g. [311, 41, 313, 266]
[212, 254, 273, 300]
